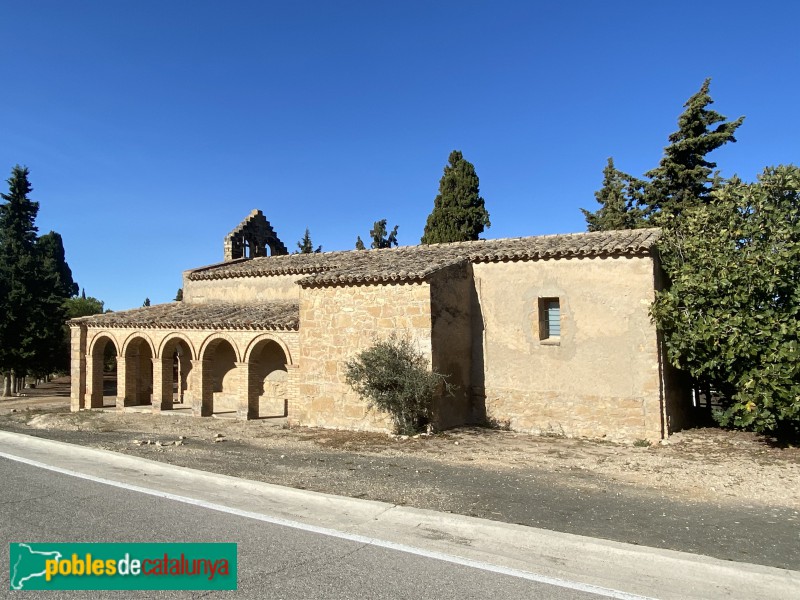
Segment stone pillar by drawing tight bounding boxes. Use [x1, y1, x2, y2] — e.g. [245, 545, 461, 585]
[286, 364, 300, 425]
[192, 359, 212, 417]
[116, 356, 128, 409]
[70, 325, 87, 412]
[152, 358, 173, 413]
[236, 362, 256, 420]
[87, 352, 105, 409]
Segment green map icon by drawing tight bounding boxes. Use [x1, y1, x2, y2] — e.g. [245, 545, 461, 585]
[9, 543, 63, 590]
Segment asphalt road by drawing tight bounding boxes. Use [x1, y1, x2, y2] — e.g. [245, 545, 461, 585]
[0, 458, 604, 599]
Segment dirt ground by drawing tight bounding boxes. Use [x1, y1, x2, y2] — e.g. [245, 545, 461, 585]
[2, 377, 798, 510]
[4, 378, 800, 569]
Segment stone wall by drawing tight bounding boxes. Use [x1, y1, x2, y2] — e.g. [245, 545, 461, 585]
[472, 254, 673, 441]
[183, 272, 302, 304]
[297, 282, 433, 431]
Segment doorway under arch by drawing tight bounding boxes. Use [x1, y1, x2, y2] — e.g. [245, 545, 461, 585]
[122, 337, 153, 407]
[247, 339, 289, 419]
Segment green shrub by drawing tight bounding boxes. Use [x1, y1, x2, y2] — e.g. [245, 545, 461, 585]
[344, 334, 448, 435]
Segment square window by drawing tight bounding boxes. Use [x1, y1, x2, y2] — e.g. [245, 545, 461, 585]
[539, 298, 561, 341]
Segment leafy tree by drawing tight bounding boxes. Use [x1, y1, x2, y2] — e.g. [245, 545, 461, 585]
[65, 295, 104, 319]
[174, 288, 183, 301]
[645, 79, 744, 223]
[0, 166, 41, 389]
[143, 297, 151, 307]
[581, 158, 647, 231]
[355, 236, 366, 250]
[296, 228, 322, 254]
[369, 219, 398, 249]
[652, 165, 800, 435]
[344, 334, 449, 434]
[421, 150, 490, 244]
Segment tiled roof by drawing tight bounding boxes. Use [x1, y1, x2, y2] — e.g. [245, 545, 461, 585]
[71, 300, 299, 331]
[187, 228, 661, 287]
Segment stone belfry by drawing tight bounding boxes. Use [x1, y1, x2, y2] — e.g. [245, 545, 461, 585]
[223, 209, 288, 261]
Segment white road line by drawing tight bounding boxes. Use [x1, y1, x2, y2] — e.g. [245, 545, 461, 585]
[1, 451, 656, 600]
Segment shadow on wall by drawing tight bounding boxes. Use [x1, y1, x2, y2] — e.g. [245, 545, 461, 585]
[469, 277, 487, 425]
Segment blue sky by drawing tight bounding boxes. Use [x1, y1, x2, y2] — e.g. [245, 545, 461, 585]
[1, 1, 797, 310]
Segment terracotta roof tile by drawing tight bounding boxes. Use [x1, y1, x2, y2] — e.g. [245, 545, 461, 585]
[71, 300, 299, 331]
[187, 228, 661, 287]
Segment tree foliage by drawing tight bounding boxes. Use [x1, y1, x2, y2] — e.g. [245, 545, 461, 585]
[652, 166, 800, 434]
[645, 78, 744, 223]
[581, 157, 647, 231]
[355, 236, 366, 250]
[296, 228, 321, 254]
[65, 295, 105, 319]
[344, 334, 448, 434]
[370, 219, 398, 249]
[421, 150, 490, 244]
[174, 288, 183, 301]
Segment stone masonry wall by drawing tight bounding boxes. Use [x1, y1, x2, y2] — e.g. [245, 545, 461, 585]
[297, 282, 432, 431]
[472, 254, 667, 441]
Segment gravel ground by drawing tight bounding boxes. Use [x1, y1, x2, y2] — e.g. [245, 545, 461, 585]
[2, 378, 799, 570]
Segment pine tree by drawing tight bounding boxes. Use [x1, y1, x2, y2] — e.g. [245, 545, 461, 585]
[369, 219, 398, 249]
[645, 79, 744, 222]
[421, 150, 490, 244]
[296, 228, 321, 253]
[581, 158, 647, 231]
[355, 236, 366, 250]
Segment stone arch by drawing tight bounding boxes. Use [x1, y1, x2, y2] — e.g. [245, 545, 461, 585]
[87, 332, 119, 409]
[244, 337, 291, 419]
[199, 333, 242, 363]
[196, 335, 241, 416]
[121, 331, 157, 359]
[88, 331, 120, 358]
[121, 334, 155, 407]
[156, 333, 196, 411]
[243, 333, 293, 365]
[158, 332, 197, 361]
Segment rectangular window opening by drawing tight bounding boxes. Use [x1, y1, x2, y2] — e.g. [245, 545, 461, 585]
[539, 298, 561, 342]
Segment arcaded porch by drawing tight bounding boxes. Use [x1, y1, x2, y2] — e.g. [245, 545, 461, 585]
[69, 301, 300, 421]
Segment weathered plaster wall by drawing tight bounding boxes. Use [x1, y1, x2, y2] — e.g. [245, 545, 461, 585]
[429, 263, 473, 429]
[472, 255, 666, 441]
[297, 282, 432, 431]
[183, 272, 302, 304]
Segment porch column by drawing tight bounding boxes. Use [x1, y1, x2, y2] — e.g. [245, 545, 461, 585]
[191, 359, 212, 417]
[286, 364, 300, 425]
[87, 352, 105, 409]
[116, 356, 128, 409]
[237, 362, 256, 420]
[152, 357, 173, 413]
[70, 325, 87, 411]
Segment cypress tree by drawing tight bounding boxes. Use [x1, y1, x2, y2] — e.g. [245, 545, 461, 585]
[0, 166, 41, 387]
[421, 150, 490, 244]
[581, 158, 647, 231]
[296, 228, 321, 253]
[645, 79, 744, 223]
[369, 219, 398, 249]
